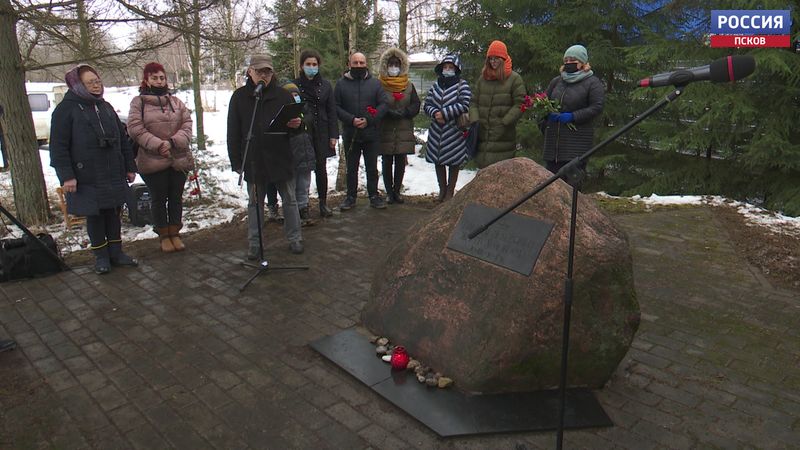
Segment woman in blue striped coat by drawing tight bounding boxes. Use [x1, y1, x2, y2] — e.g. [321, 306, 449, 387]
[424, 54, 472, 201]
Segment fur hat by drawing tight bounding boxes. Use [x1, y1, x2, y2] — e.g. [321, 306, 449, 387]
[379, 47, 410, 77]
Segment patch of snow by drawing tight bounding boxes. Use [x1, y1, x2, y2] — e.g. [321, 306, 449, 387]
[602, 193, 800, 237]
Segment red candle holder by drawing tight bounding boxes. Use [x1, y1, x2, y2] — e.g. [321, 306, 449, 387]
[390, 346, 410, 370]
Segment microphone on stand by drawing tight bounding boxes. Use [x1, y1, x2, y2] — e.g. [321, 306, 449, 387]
[637, 55, 756, 88]
[253, 80, 266, 97]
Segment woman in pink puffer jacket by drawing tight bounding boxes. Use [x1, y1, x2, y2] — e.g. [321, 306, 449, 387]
[127, 62, 194, 253]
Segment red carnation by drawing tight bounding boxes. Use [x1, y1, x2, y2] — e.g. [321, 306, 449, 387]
[366, 106, 378, 117]
[392, 92, 405, 101]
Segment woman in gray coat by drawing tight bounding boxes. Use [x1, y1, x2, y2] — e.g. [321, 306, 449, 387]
[542, 44, 605, 181]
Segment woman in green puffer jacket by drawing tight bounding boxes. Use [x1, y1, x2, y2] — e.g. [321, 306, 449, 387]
[469, 40, 527, 169]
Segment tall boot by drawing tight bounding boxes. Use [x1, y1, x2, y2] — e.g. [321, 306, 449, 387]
[382, 157, 396, 204]
[445, 166, 460, 200]
[91, 241, 111, 275]
[435, 165, 447, 202]
[108, 240, 138, 266]
[393, 156, 406, 204]
[319, 197, 333, 218]
[157, 227, 176, 253]
[168, 224, 185, 251]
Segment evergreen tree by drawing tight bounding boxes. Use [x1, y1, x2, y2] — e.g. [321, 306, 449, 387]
[268, 0, 385, 82]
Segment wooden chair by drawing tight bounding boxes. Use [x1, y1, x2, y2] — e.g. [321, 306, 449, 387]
[55, 187, 85, 228]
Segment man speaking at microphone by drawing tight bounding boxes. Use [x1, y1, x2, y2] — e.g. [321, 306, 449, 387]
[228, 54, 305, 259]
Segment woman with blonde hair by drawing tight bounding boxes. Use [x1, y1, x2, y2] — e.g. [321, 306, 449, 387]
[541, 44, 605, 180]
[469, 40, 527, 168]
[127, 62, 194, 252]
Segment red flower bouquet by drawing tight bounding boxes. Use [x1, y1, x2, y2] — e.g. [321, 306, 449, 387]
[521, 93, 576, 130]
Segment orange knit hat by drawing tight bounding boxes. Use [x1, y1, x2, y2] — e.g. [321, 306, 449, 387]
[485, 40, 513, 77]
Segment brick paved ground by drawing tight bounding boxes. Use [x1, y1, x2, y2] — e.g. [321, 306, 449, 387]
[1, 201, 798, 449]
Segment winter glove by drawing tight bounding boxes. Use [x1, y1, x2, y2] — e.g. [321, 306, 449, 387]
[547, 112, 560, 122]
[557, 112, 574, 123]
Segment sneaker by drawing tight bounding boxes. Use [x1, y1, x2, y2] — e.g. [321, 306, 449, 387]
[339, 196, 356, 211]
[369, 196, 387, 209]
[289, 241, 304, 254]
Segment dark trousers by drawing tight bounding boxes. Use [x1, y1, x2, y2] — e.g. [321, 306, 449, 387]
[382, 154, 406, 189]
[344, 136, 379, 198]
[266, 182, 279, 207]
[86, 208, 122, 248]
[141, 168, 187, 228]
[315, 152, 329, 201]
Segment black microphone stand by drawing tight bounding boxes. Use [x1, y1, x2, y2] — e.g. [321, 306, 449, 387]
[238, 87, 308, 293]
[468, 86, 684, 450]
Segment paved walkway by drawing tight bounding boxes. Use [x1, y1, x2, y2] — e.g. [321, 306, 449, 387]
[1, 202, 798, 449]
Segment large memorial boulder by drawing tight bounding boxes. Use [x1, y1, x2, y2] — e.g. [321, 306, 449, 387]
[362, 157, 640, 393]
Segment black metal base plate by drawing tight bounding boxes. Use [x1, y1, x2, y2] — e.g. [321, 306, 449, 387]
[310, 329, 613, 437]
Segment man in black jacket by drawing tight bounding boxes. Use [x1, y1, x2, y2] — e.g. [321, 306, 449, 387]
[227, 55, 304, 258]
[334, 52, 390, 210]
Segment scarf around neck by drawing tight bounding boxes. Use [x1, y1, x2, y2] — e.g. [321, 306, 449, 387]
[561, 69, 594, 84]
[437, 75, 460, 89]
[379, 75, 409, 93]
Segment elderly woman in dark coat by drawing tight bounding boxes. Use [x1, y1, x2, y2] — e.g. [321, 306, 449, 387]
[50, 64, 138, 274]
[542, 44, 605, 180]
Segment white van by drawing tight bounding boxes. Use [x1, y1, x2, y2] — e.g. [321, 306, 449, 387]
[26, 82, 67, 145]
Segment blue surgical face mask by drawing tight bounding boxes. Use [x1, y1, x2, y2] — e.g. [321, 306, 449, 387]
[303, 66, 319, 77]
[442, 69, 456, 77]
[292, 93, 302, 103]
[387, 66, 401, 77]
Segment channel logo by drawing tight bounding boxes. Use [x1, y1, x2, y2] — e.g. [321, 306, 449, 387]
[710, 10, 792, 48]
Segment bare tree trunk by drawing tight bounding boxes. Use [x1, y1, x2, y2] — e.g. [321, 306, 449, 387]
[335, 0, 361, 193]
[398, 0, 407, 51]
[347, 0, 358, 51]
[0, 0, 50, 225]
[334, 0, 355, 192]
[76, 0, 91, 60]
[291, 1, 300, 78]
[186, 0, 206, 150]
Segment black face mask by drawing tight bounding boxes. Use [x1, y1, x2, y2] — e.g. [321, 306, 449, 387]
[350, 67, 367, 79]
[148, 86, 169, 95]
[564, 62, 580, 74]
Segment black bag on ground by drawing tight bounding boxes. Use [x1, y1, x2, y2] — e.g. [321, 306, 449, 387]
[126, 183, 152, 227]
[0, 234, 62, 282]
